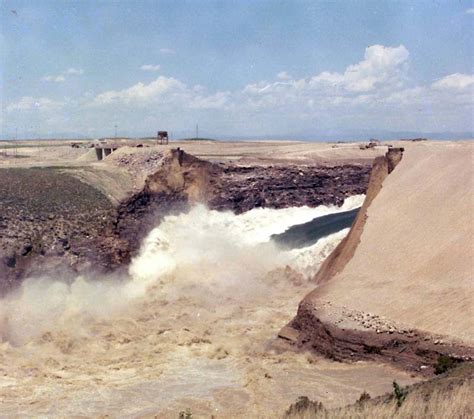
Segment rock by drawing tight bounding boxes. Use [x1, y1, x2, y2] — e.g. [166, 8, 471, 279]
[59, 238, 71, 250]
[208, 164, 371, 213]
[278, 326, 300, 343]
[4, 253, 16, 268]
[20, 243, 33, 256]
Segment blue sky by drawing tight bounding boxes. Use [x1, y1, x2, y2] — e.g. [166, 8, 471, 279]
[1, 0, 473, 139]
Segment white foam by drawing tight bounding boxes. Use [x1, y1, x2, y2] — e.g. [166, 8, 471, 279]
[1, 195, 364, 344]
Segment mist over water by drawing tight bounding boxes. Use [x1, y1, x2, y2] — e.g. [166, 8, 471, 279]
[0, 195, 364, 346]
[0, 195, 384, 417]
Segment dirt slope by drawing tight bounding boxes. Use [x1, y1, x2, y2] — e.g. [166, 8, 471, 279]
[309, 142, 474, 344]
[313, 148, 403, 284]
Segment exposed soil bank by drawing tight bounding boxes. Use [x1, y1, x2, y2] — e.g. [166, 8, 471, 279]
[0, 168, 119, 293]
[279, 301, 474, 377]
[281, 143, 474, 373]
[208, 163, 369, 213]
[0, 149, 371, 293]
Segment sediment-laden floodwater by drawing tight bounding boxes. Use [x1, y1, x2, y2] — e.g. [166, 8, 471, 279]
[0, 195, 417, 417]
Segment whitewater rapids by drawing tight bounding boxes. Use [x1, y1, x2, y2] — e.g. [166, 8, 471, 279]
[0, 195, 416, 416]
[1, 194, 363, 345]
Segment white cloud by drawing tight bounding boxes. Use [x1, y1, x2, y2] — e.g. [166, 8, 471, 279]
[65, 68, 84, 75]
[432, 73, 474, 90]
[243, 80, 304, 96]
[382, 86, 426, 105]
[465, 8, 474, 14]
[5, 96, 62, 112]
[42, 75, 66, 82]
[235, 45, 418, 125]
[18, 44, 471, 136]
[189, 91, 231, 109]
[91, 76, 186, 105]
[140, 64, 161, 71]
[311, 44, 409, 92]
[42, 68, 84, 82]
[160, 48, 176, 55]
[90, 75, 232, 112]
[232, 45, 472, 133]
[277, 71, 291, 80]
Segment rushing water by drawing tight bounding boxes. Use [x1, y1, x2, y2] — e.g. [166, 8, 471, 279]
[0, 194, 417, 416]
[272, 207, 359, 249]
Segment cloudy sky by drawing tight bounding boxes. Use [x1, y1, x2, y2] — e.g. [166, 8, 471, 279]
[1, 0, 473, 139]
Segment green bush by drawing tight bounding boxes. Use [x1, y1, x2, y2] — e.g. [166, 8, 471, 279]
[434, 355, 459, 375]
[393, 381, 407, 407]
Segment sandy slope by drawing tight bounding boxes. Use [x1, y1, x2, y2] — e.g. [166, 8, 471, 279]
[314, 141, 474, 344]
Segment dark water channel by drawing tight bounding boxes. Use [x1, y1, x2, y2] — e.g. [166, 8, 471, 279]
[272, 207, 360, 249]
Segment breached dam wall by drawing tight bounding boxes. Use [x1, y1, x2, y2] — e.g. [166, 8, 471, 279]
[298, 142, 474, 345]
[313, 147, 404, 284]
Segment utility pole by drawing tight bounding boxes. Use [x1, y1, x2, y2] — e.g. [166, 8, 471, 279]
[114, 124, 118, 139]
[196, 123, 199, 139]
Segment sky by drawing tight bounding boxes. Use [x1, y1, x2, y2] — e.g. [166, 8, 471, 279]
[1, 0, 473, 140]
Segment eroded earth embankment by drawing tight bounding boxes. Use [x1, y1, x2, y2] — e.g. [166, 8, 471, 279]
[0, 148, 370, 293]
[115, 149, 371, 260]
[279, 143, 474, 375]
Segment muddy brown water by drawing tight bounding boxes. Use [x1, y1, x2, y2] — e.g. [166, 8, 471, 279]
[0, 205, 419, 417]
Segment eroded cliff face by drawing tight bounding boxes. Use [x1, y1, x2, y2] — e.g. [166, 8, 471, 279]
[114, 149, 219, 257]
[208, 164, 370, 214]
[115, 149, 371, 263]
[280, 298, 473, 376]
